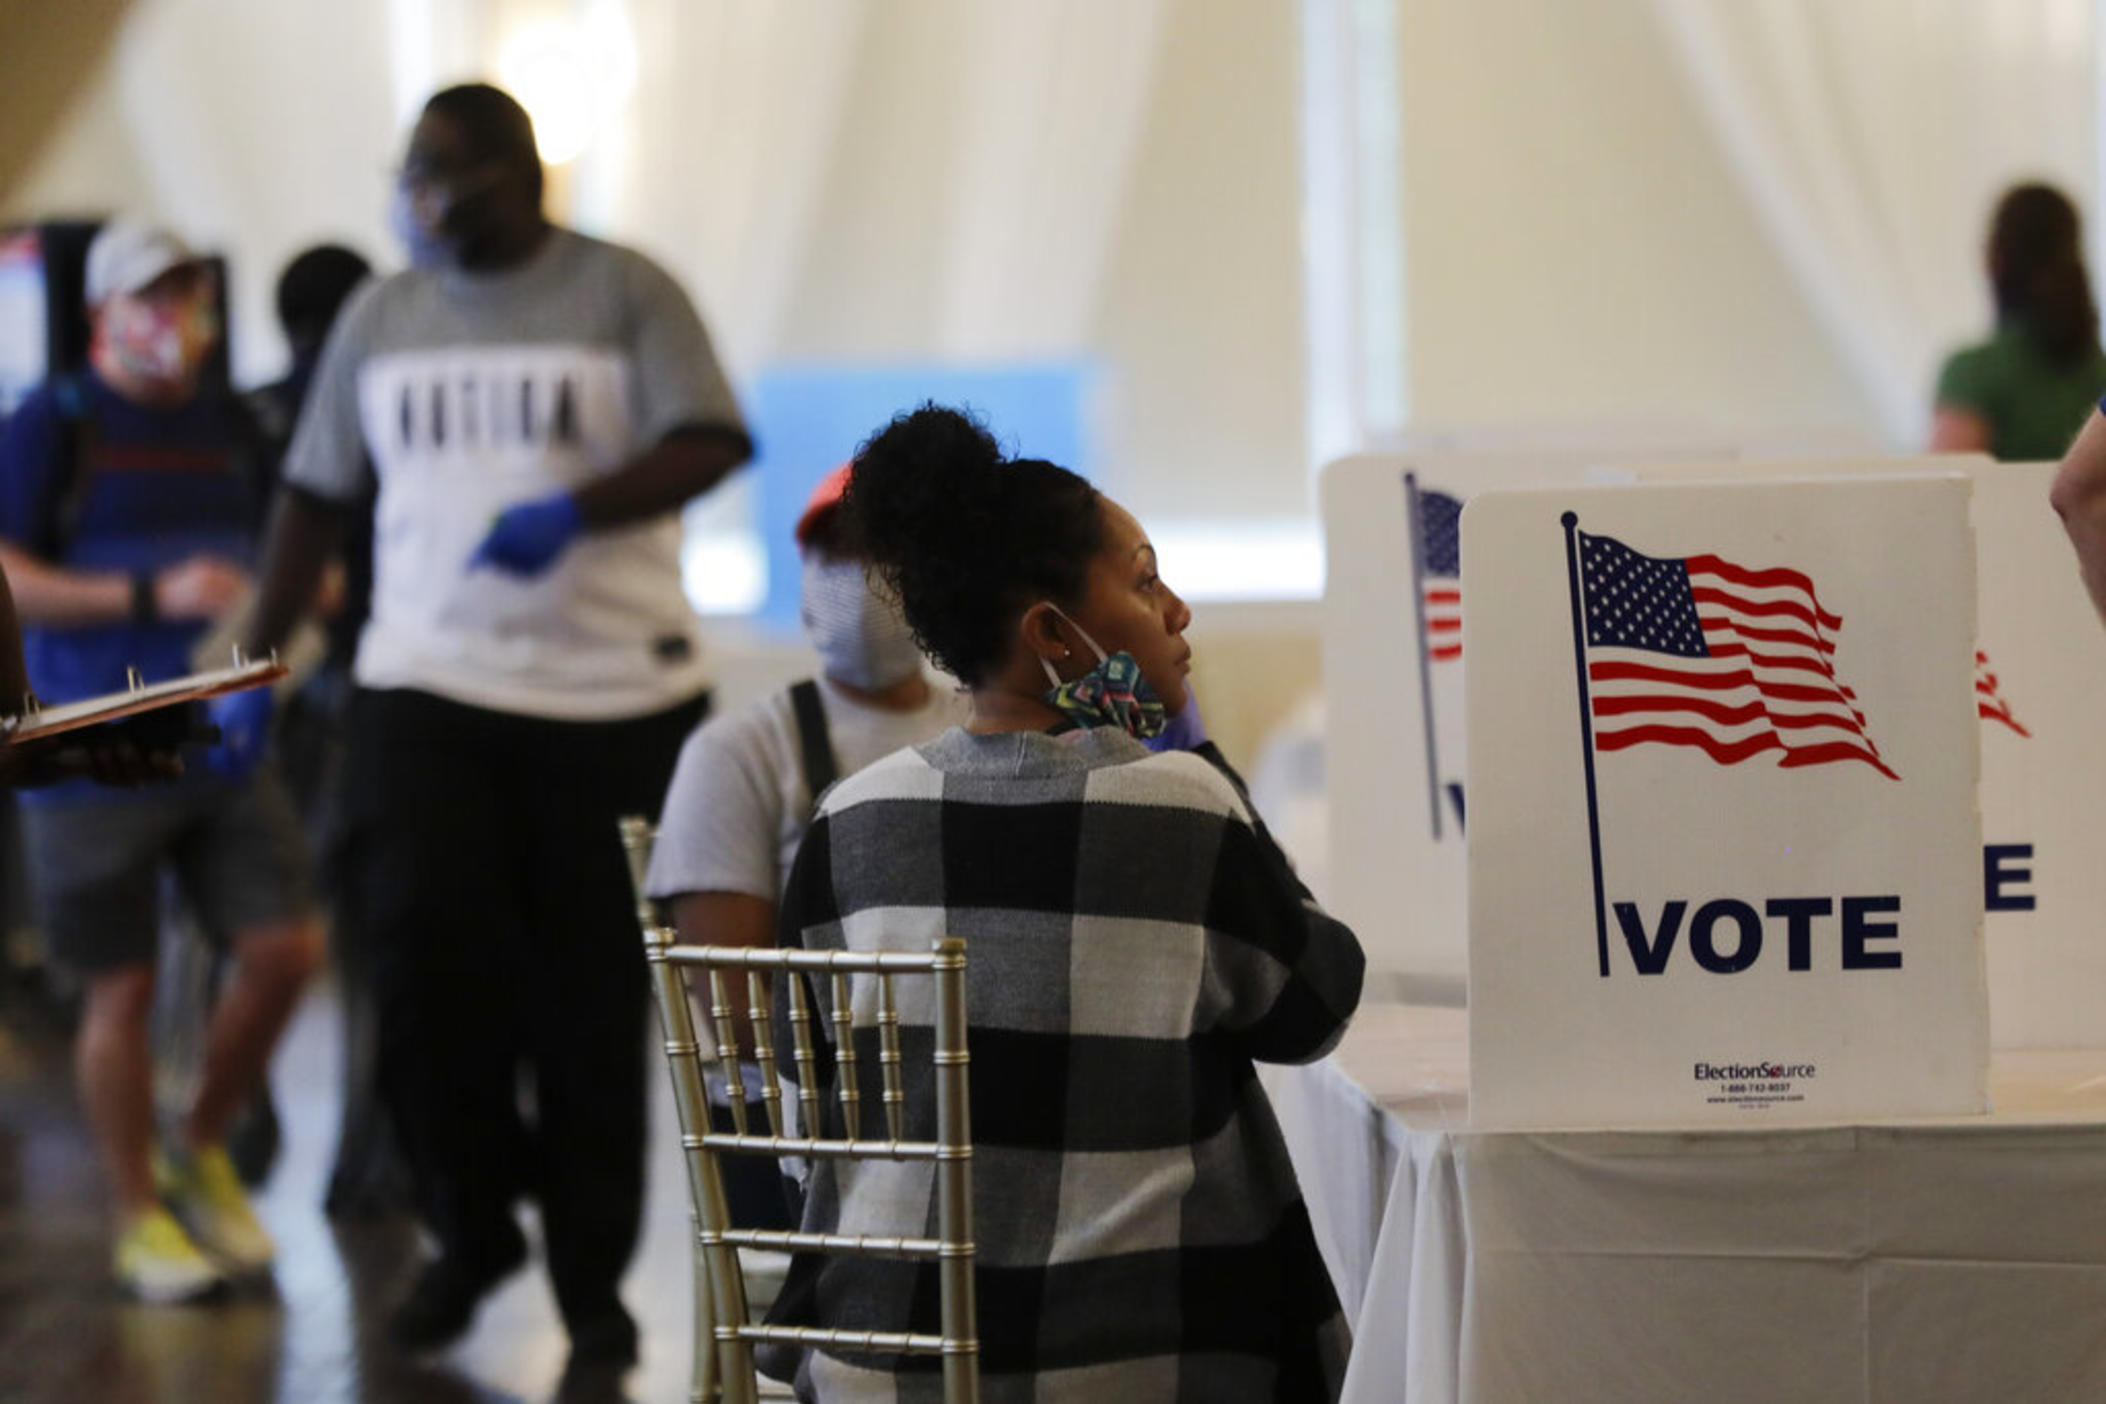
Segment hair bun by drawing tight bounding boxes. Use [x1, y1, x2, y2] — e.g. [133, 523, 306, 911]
[839, 403, 1102, 686]
[846, 404, 1004, 574]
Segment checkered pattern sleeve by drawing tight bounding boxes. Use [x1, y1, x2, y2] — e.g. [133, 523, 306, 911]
[1189, 743, 1365, 1065]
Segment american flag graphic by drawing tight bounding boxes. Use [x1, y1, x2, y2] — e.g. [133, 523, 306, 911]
[1418, 488, 1463, 662]
[1974, 650, 2030, 737]
[1577, 530, 1898, 780]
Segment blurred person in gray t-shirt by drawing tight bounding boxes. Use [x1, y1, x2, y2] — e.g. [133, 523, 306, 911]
[244, 82, 751, 1385]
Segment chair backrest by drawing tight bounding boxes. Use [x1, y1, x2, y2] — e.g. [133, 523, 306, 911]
[620, 817, 980, 1404]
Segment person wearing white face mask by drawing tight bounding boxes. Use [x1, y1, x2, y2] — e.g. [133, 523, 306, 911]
[0, 220, 324, 1304]
[643, 465, 966, 1219]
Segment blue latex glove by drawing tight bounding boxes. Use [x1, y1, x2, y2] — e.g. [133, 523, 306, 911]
[1143, 685, 1208, 753]
[204, 687, 273, 781]
[469, 493, 583, 577]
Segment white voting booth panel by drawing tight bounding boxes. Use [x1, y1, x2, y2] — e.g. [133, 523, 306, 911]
[1628, 457, 2106, 1049]
[1463, 476, 1988, 1128]
[1320, 443, 1735, 987]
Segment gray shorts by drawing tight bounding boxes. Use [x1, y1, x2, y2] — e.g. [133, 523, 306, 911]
[20, 771, 315, 974]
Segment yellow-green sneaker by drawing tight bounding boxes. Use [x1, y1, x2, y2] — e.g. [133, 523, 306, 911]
[155, 1143, 275, 1276]
[114, 1206, 227, 1303]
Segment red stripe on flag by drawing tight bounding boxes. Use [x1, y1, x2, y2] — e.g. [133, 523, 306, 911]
[1701, 642, 1838, 679]
[1588, 660, 1867, 712]
[1688, 586, 1834, 632]
[1979, 702, 2032, 737]
[1698, 617, 1836, 656]
[1592, 694, 1868, 733]
[1595, 725, 1895, 779]
[1684, 554, 1843, 628]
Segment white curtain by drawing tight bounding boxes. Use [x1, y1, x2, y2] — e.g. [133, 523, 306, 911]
[1651, 0, 2097, 445]
[933, 0, 1170, 359]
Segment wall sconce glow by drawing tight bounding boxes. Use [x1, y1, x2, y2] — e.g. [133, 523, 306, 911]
[497, 10, 637, 167]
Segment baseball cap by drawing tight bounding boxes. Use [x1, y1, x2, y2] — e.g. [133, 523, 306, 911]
[794, 463, 855, 552]
[84, 219, 204, 305]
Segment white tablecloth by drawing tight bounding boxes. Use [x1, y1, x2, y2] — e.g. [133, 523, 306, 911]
[1261, 1004, 2106, 1403]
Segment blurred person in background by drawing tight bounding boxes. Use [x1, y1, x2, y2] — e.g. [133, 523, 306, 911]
[644, 465, 966, 1233]
[245, 82, 751, 1384]
[1934, 183, 2106, 461]
[0, 219, 323, 1303]
[246, 241, 413, 1217]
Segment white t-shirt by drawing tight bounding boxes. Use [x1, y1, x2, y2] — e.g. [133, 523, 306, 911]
[282, 228, 747, 720]
[645, 676, 969, 902]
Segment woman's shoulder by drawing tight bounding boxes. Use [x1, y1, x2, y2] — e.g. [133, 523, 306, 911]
[1087, 746, 1257, 826]
[1936, 334, 2024, 411]
[814, 733, 950, 814]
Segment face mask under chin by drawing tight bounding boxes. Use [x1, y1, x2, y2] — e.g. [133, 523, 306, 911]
[1037, 610, 1168, 741]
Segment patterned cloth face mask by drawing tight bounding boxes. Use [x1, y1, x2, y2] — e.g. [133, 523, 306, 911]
[1038, 610, 1168, 740]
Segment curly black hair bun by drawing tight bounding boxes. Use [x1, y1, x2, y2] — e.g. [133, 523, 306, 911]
[843, 403, 1102, 686]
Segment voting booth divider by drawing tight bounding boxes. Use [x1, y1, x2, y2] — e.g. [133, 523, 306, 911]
[1621, 457, 2106, 1051]
[1460, 475, 1987, 1127]
[1320, 443, 1739, 989]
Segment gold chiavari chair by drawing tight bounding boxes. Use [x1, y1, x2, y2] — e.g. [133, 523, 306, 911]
[619, 818, 981, 1404]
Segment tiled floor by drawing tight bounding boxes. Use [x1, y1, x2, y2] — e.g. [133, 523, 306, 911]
[0, 980, 701, 1404]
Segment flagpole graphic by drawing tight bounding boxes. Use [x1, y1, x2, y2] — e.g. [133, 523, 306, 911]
[1403, 471, 1444, 840]
[1560, 510, 1612, 979]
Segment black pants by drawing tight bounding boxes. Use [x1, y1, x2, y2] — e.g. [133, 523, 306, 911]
[345, 686, 707, 1332]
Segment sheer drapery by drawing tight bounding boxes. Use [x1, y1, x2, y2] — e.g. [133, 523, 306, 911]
[933, 0, 1169, 358]
[1650, 0, 2096, 444]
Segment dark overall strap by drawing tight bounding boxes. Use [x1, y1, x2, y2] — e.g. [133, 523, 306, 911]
[41, 374, 97, 559]
[788, 678, 841, 817]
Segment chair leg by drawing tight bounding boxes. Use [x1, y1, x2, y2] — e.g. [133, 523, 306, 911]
[693, 1232, 716, 1403]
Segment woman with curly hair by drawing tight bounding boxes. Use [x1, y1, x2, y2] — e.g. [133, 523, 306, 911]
[745, 403, 1364, 1401]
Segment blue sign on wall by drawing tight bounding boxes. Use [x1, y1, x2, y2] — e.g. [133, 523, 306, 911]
[747, 361, 1099, 630]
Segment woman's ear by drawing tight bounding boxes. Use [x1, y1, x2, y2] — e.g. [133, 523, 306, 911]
[1017, 601, 1073, 674]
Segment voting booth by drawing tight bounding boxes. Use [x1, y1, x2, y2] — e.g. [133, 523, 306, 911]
[1461, 475, 1988, 1128]
[1320, 443, 1735, 986]
[1621, 457, 2106, 1049]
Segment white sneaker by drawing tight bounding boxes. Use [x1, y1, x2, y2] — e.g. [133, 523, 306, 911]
[155, 1143, 275, 1276]
[114, 1206, 227, 1303]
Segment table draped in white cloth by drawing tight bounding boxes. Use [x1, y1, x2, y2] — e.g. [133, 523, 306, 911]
[1260, 1004, 2106, 1404]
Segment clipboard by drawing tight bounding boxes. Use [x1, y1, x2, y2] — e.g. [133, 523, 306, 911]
[2, 657, 289, 746]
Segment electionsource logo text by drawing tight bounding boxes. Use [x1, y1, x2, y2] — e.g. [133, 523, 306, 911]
[1693, 1062, 1816, 1081]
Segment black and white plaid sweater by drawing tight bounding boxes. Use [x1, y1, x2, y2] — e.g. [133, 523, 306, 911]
[765, 725, 1365, 1402]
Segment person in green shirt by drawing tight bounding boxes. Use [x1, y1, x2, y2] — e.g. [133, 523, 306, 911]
[1933, 183, 2106, 462]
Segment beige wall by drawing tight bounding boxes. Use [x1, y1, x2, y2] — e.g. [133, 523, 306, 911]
[1393, 0, 1879, 441]
[1092, 0, 1309, 526]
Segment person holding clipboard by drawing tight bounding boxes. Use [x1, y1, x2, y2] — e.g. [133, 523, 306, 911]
[0, 220, 324, 1303]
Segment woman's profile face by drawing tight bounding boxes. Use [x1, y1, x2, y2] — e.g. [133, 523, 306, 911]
[1065, 499, 1194, 712]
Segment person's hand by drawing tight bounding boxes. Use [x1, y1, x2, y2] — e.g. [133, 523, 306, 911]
[155, 556, 250, 621]
[203, 687, 273, 781]
[468, 493, 583, 577]
[1144, 686, 1209, 753]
